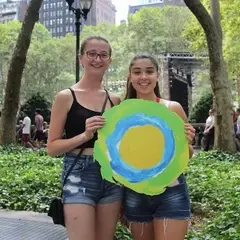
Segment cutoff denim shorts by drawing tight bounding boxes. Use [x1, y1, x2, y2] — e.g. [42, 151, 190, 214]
[123, 174, 191, 222]
[62, 153, 123, 206]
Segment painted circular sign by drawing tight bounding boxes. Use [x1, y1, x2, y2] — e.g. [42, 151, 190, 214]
[94, 99, 189, 195]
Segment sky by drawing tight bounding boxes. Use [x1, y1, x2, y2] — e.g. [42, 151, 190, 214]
[112, 0, 137, 24]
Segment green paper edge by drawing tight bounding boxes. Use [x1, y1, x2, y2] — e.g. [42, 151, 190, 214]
[94, 99, 189, 195]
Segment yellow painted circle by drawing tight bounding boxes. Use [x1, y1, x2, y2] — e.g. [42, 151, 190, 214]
[119, 125, 165, 169]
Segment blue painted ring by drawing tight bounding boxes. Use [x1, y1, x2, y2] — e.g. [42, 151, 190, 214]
[106, 113, 175, 183]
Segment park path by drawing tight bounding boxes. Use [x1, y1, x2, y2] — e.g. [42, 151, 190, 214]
[0, 210, 68, 240]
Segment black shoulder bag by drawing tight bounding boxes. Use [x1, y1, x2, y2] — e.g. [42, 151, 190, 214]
[47, 90, 109, 227]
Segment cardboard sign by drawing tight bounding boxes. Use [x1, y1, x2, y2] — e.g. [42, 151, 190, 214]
[94, 99, 189, 195]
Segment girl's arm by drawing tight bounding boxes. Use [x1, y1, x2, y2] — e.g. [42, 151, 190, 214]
[169, 101, 194, 158]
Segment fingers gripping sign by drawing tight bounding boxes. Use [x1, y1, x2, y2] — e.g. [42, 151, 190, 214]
[85, 116, 106, 139]
[184, 123, 196, 144]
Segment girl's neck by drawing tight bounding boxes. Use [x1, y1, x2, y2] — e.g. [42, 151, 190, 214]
[136, 92, 157, 101]
[77, 73, 103, 90]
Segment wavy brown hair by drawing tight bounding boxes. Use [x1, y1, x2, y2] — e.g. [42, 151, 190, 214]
[124, 54, 161, 100]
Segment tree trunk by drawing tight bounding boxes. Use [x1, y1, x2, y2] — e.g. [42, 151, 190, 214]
[184, 0, 235, 152]
[210, 0, 223, 50]
[237, 78, 240, 105]
[0, 0, 43, 144]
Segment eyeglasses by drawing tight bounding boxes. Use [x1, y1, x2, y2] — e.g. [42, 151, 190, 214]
[85, 51, 110, 61]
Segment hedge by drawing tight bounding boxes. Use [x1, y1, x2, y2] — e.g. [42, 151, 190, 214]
[0, 145, 239, 239]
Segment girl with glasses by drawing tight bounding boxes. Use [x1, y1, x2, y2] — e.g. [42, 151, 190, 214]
[47, 36, 123, 240]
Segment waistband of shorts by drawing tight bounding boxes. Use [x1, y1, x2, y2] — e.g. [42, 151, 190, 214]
[65, 152, 94, 160]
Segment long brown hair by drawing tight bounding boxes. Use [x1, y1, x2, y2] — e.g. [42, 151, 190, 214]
[124, 54, 161, 100]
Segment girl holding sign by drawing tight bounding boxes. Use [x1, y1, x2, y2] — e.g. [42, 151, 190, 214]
[123, 54, 195, 240]
[47, 36, 123, 240]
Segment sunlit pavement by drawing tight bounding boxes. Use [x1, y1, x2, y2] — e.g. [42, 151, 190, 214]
[0, 210, 68, 240]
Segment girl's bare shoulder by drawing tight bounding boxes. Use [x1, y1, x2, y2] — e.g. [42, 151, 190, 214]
[108, 92, 121, 105]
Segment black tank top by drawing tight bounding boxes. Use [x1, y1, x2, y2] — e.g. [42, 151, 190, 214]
[64, 88, 114, 148]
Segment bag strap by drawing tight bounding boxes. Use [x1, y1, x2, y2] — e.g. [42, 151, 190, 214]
[61, 90, 109, 197]
[61, 148, 84, 197]
[101, 89, 109, 114]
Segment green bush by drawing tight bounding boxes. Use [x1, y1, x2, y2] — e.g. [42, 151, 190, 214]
[190, 92, 213, 123]
[0, 145, 61, 212]
[0, 146, 239, 239]
[20, 93, 51, 122]
[185, 151, 240, 240]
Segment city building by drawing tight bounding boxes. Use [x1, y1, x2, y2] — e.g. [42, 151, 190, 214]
[129, 0, 185, 15]
[95, 0, 116, 25]
[136, 0, 165, 4]
[0, 0, 29, 24]
[39, 0, 116, 38]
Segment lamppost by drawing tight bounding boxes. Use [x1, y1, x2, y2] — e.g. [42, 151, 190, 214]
[65, 0, 93, 83]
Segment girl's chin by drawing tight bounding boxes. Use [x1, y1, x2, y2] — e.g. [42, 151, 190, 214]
[136, 87, 153, 95]
[87, 67, 105, 74]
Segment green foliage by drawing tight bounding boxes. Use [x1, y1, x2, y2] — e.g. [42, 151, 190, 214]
[182, 0, 240, 80]
[0, 21, 22, 106]
[22, 33, 76, 101]
[222, 0, 240, 79]
[128, 6, 191, 53]
[0, 147, 239, 239]
[0, 22, 75, 104]
[182, 0, 209, 53]
[0, 6, 193, 103]
[115, 223, 132, 239]
[20, 93, 51, 122]
[0, 146, 61, 212]
[192, 70, 211, 104]
[190, 92, 213, 123]
[186, 151, 240, 239]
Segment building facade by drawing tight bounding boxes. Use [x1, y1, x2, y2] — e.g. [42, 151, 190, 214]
[129, 0, 185, 15]
[95, 0, 115, 25]
[136, 0, 164, 4]
[39, 0, 116, 38]
[0, 0, 28, 24]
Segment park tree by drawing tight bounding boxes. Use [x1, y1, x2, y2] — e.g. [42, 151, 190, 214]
[22, 34, 75, 101]
[184, 0, 234, 151]
[221, 0, 240, 80]
[0, 0, 44, 144]
[0, 21, 22, 106]
[183, 0, 240, 85]
[0, 22, 53, 105]
[127, 6, 191, 54]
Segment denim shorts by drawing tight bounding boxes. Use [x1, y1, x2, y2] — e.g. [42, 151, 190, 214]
[62, 153, 123, 206]
[123, 174, 191, 223]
